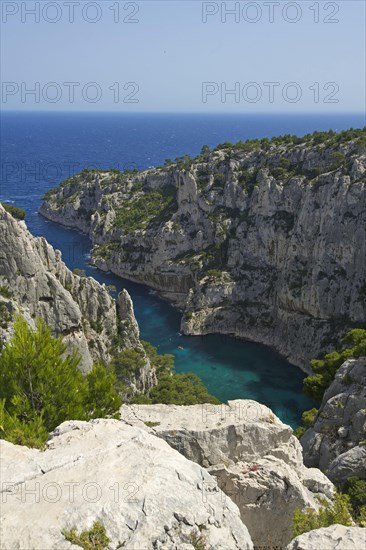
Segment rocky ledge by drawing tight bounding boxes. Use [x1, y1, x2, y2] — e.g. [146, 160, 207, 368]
[3, 401, 365, 549]
[120, 399, 335, 548]
[40, 129, 366, 371]
[0, 419, 253, 549]
[286, 525, 366, 550]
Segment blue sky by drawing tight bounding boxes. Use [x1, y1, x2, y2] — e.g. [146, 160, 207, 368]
[1, 0, 365, 112]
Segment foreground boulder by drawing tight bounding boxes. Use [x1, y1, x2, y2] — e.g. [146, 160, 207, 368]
[121, 400, 334, 547]
[0, 419, 253, 549]
[286, 525, 366, 549]
[301, 358, 366, 486]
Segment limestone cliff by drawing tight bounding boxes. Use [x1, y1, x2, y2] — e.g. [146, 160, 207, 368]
[0, 204, 155, 390]
[300, 357, 366, 486]
[286, 525, 366, 550]
[40, 129, 366, 371]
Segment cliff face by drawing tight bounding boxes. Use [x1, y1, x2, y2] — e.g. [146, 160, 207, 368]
[40, 130, 366, 370]
[301, 357, 366, 487]
[0, 205, 155, 390]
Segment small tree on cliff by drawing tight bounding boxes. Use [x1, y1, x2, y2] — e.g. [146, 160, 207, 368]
[0, 316, 121, 447]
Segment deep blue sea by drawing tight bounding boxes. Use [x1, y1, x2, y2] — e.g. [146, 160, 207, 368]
[1, 111, 365, 426]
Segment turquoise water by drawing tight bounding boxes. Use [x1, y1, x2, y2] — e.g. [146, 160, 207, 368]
[3, 112, 360, 426]
[33, 217, 316, 429]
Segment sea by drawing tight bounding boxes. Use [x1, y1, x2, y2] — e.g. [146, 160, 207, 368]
[1, 111, 365, 427]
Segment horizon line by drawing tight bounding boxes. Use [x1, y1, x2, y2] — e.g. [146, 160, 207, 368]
[1, 109, 365, 116]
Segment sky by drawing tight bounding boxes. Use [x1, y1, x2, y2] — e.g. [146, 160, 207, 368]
[1, 0, 365, 112]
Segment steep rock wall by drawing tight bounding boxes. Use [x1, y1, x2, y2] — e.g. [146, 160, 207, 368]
[40, 132, 366, 370]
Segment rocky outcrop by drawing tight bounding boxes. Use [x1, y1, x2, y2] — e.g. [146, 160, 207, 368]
[301, 358, 366, 486]
[0, 205, 154, 389]
[40, 130, 366, 371]
[286, 525, 366, 550]
[0, 419, 253, 549]
[120, 400, 335, 547]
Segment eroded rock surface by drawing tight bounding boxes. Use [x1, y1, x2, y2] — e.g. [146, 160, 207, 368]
[286, 525, 366, 550]
[301, 358, 366, 486]
[120, 400, 334, 547]
[0, 420, 253, 550]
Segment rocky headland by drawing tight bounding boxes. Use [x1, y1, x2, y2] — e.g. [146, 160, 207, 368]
[40, 129, 366, 371]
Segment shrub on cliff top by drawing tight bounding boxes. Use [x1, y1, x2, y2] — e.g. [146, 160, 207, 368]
[1, 203, 26, 220]
[0, 316, 121, 448]
[63, 521, 111, 550]
[304, 328, 366, 402]
[293, 493, 354, 537]
[344, 476, 366, 525]
[130, 340, 220, 406]
[294, 329, 366, 439]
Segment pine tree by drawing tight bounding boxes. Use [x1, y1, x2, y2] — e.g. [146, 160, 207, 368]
[84, 363, 122, 419]
[0, 316, 87, 431]
[0, 316, 122, 448]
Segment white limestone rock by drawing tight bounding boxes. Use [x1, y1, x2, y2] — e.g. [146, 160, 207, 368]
[120, 400, 335, 547]
[0, 419, 253, 550]
[286, 525, 366, 550]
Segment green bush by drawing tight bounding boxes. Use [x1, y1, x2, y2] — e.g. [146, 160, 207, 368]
[130, 341, 220, 406]
[304, 329, 366, 402]
[0, 286, 13, 298]
[206, 269, 223, 279]
[295, 329, 366, 438]
[42, 188, 58, 201]
[330, 151, 346, 169]
[237, 169, 258, 192]
[0, 303, 13, 329]
[344, 476, 366, 523]
[111, 348, 147, 384]
[0, 399, 49, 448]
[294, 408, 318, 438]
[142, 340, 174, 373]
[0, 316, 121, 448]
[293, 493, 353, 537]
[1, 203, 26, 220]
[114, 186, 176, 232]
[73, 268, 86, 277]
[136, 371, 220, 406]
[63, 521, 110, 550]
[84, 364, 122, 419]
[213, 127, 365, 154]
